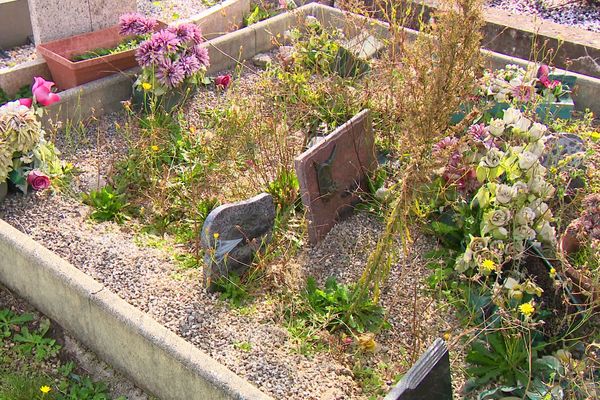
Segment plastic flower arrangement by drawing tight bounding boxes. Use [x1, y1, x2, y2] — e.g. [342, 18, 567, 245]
[0, 77, 62, 192]
[450, 107, 558, 274]
[134, 22, 210, 96]
[479, 63, 570, 105]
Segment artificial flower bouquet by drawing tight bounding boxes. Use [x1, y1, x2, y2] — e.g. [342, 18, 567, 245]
[133, 22, 210, 110]
[0, 77, 62, 194]
[479, 63, 575, 120]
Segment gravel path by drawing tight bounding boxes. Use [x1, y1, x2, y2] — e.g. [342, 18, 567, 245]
[488, 0, 600, 32]
[0, 67, 464, 399]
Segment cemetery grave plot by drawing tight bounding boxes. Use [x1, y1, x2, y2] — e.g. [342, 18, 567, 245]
[1, 1, 599, 400]
[0, 59, 463, 399]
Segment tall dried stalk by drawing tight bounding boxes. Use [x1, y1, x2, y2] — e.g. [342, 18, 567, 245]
[351, 0, 485, 305]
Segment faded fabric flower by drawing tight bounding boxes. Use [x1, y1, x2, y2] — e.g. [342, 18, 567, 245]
[32, 77, 61, 106]
[512, 85, 534, 102]
[495, 184, 516, 204]
[156, 58, 185, 88]
[503, 107, 521, 125]
[18, 98, 32, 107]
[27, 170, 51, 191]
[489, 208, 511, 227]
[119, 13, 158, 36]
[192, 45, 210, 66]
[167, 23, 203, 44]
[468, 123, 489, 141]
[481, 148, 504, 168]
[150, 29, 180, 53]
[518, 151, 538, 170]
[515, 207, 535, 225]
[215, 74, 232, 89]
[528, 122, 547, 141]
[488, 119, 505, 137]
[432, 136, 458, 155]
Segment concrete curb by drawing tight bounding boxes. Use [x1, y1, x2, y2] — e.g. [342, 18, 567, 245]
[0, 220, 272, 400]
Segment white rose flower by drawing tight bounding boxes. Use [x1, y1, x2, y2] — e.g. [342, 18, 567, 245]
[528, 122, 547, 141]
[518, 151, 538, 170]
[530, 199, 550, 219]
[537, 221, 557, 245]
[503, 107, 522, 125]
[488, 118, 505, 137]
[513, 116, 532, 132]
[525, 140, 545, 158]
[495, 184, 517, 204]
[514, 225, 536, 240]
[490, 208, 511, 226]
[481, 148, 504, 168]
[515, 207, 535, 225]
[512, 181, 529, 195]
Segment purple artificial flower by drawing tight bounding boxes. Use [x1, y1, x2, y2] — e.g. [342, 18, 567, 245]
[136, 40, 161, 67]
[156, 57, 185, 88]
[119, 13, 158, 36]
[512, 85, 535, 102]
[468, 123, 488, 141]
[150, 29, 180, 54]
[192, 45, 210, 67]
[167, 23, 203, 44]
[178, 54, 201, 77]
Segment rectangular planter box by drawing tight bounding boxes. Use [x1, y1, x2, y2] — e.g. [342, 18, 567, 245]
[37, 23, 165, 90]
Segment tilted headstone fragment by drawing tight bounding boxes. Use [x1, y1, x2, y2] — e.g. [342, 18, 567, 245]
[384, 338, 453, 400]
[200, 193, 275, 286]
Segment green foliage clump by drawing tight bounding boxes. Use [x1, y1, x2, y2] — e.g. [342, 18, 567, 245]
[292, 277, 386, 334]
[83, 187, 130, 224]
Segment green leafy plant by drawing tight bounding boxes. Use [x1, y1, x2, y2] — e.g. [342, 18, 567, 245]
[213, 274, 252, 308]
[243, 3, 275, 26]
[0, 309, 33, 339]
[266, 169, 300, 212]
[71, 38, 144, 61]
[295, 277, 386, 334]
[82, 187, 130, 224]
[466, 330, 546, 387]
[233, 341, 252, 352]
[13, 319, 61, 362]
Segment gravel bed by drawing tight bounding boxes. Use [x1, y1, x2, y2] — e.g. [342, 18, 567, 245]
[487, 0, 600, 32]
[0, 65, 464, 399]
[138, 0, 219, 21]
[0, 43, 36, 71]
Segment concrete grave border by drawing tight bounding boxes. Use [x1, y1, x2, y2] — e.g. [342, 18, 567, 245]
[1, 4, 600, 399]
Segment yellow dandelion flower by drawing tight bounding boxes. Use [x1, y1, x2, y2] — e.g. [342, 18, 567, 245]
[142, 82, 152, 91]
[549, 267, 556, 279]
[518, 301, 535, 317]
[480, 259, 496, 275]
[151, 145, 160, 152]
[213, 232, 220, 239]
[40, 386, 51, 394]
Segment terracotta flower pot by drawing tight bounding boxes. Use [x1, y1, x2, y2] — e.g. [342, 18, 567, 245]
[37, 22, 165, 90]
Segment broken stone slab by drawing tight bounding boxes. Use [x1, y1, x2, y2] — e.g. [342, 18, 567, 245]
[200, 193, 275, 286]
[384, 338, 453, 400]
[295, 109, 376, 244]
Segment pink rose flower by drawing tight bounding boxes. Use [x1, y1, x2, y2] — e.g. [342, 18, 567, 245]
[27, 170, 51, 191]
[32, 77, 61, 107]
[214, 74, 231, 89]
[18, 98, 33, 107]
